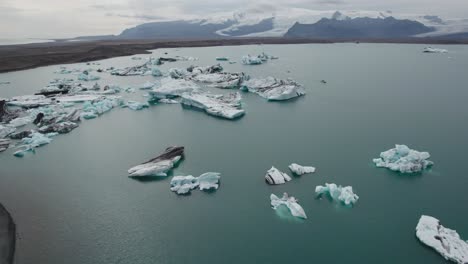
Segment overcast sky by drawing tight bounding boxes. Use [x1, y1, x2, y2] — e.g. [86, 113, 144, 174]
[1, 0, 467, 39]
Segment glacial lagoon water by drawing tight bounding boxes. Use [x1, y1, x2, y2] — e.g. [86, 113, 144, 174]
[1, 43, 468, 264]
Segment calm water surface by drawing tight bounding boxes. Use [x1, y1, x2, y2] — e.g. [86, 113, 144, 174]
[0, 43, 467, 264]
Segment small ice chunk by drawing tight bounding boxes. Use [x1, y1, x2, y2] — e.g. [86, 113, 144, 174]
[198, 172, 221, 191]
[56, 94, 103, 103]
[170, 175, 199, 194]
[13, 132, 57, 157]
[270, 193, 307, 219]
[241, 55, 263, 65]
[315, 183, 359, 206]
[373, 144, 433, 173]
[138, 81, 155, 90]
[151, 67, 163, 77]
[124, 101, 149, 111]
[128, 146, 184, 177]
[216, 57, 229, 61]
[416, 215, 468, 264]
[181, 92, 245, 120]
[289, 163, 316, 175]
[423, 47, 448, 53]
[265, 166, 292, 185]
[242, 77, 305, 101]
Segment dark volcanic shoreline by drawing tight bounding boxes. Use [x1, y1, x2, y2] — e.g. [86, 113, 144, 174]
[0, 203, 15, 264]
[0, 37, 466, 73]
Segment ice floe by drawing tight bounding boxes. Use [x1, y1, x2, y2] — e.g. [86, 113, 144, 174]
[315, 183, 359, 206]
[242, 77, 305, 101]
[123, 101, 149, 111]
[181, 92, 245, 119]
[128, 146, 184, 177]
[423, 47, 448, 53]
[13, 132, 57, 157]
[0, 139, 9, 152]
[270, 193, 307, 219]
[198, 172, 221, 190]
[265, 166, 292, 185]
[416, 215, 468, 264]
[7, 95, 53, 108]
[373, 144, 433, 173]
[289, 163, 316, 175]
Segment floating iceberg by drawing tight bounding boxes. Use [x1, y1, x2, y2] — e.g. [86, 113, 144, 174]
[8, 116, 31, 128]
[416, 215, 468, 264]
[0, 139, 10, 152]
[38, 121, 79, 134]
[191, 72, 248, 89]
[7, 95, 52, 108]
[189, 64, 223, 75]
[423, 47, 448, 53]
[81, 97, 122, 119]
[56, 94, 103, 103]
[159, 99, 179, 104]
[148, 78, 199, 100]
[13, 132, 57, 157]
[265, 166, 292, 185]
[242, 77, 306, 101]
[138, 81, 155, 90]
[128, 146, 184, 177]
[111, 62, 152, 76]
[270, 193, 307, 219]
[241, 55, 263, 65]
[170, 175, 199, 194]
[289, 163, 316, 175]
[169, 68, 189, 79]
[198, 172, 221, 190]
[181, 92, 245, 119]
[0, 125, 16, 139]
[77, 71, 100, 81]
[0, 99, 20, 123]
[123, 101, 149, 111]
[216, 57, 229, 61]
[315, 183, 359, 206]
[373, 144, 433, 173]
[9, 130, 32, 140]
[151, 67, 163, 77]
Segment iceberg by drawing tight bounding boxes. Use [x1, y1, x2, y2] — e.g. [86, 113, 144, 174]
[0, 139, 10, 152]
[242, 77, 306, 101]
[159, 99, 179, 104]
[423, 47, 448, 53]
[9, 130, 32, 140]
[8, 116, 31, 128]
[7, 95, 52, 108]
[270, 193, 307, 219]
[123, 101, 149, 111]
[81, 97, 122, 119]
[151, 67, 163, 77]
[111, 62, 152, 76]
[188, 64, 224, 75]
[416, 215, 468, 264]
[241, 55, 263, 65]
[170, 175, 199, 194]
[373, 144, 433, 173]
[0, 99, 20, 123]
[181, 92, 245, 119]
[138, 81, 155, 90]
[56, 94, 103, 103]
[128, 146, 184, 177]
[289, 163, 316, 175]
[38, 121, 79, 134]
[0, 125, 16, 139]
[169, 68, 189, 79]
[191, 72, 248, 89]
[13, 132, 57, 157]
[198, 172, 221, 190]
[216, 57, 229, 61]
[265, 166, 292, 185]
[148, 78, 199, 100]
[77, 71, 100, 81]
[315, 183, 359, 206]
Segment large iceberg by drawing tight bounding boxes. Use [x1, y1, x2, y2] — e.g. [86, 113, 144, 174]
[170, 172, 221, 194]
[128, 146, 184, 177]
[315, 183, 359, 206]
[270, 193, 307, 219]
[242, 77, 306, 101]
[265, 166, 291, 185]
[191, 72, 248, 89]
[373, 144, 433, 173]
[13, 132, 57, 157]
[181, 92, 245, 119]
[289, 163, 316, 175]
[148, 78, 199, 100]
[416, 215, 468, 264]
[423, 47, 448, 53]
[77, 71, 100, 81]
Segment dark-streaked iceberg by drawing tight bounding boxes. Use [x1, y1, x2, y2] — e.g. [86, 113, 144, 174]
[416, 215, 468, 264]
[265, 166, 291, 185]
[242, 77, 305, 101]
[315, 183, 359, 206]
[270, 193, 307, 219]
[373, 144, 433, 173]
[128, 146, 184, 177]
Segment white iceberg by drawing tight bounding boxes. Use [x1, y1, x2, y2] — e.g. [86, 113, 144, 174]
[158, 99, 179, 104]
[7, 95, 52, 108]
[315, 183, 359, 206]
[416, 215, 468, 264]
[148, 78, 199, 100]
[270, 193, 307, 219]
[123, 101, 149, 111]
[198, 172, 221, 190]
[181, 92, 245, 119]
[265, 166, 292, 185]
[373, 144, 433, 173]
[170, 175, 199, 194]
[289, 163, 316, 175]
[0, 125, 16, 139]
[56, 94, 103, 103]
[191, 72, 248, 89]
[8, 116, 31, 128]
[242, 55, 263, 65]
[242, 77, 306, 101]
[128, 146, 184, 177]
[423, 47, 448, 53]
[138, 81, 155, 90]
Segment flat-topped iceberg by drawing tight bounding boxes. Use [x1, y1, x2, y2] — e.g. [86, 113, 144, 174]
[13, 132, 57, 157]
[170, 172, 221, 194]
[198, 172, 221, 190]
[128, 146, 184, 177]
[123, 101, 149, 111]
[423, 47, 448, 53]
[373, 144, 433, 173]
[148, 78, 199, 100]
[289, 163, 316, 175]
[265, 166, 292, 185]
[181, 92, 245, 120]
[270, 193, 307, 219]
[191, 72, 248, 89]
[7, 95, 52, 108]
[81, 97, 122, 119]
[416, 215, 468, 264]
[242, 77, 306, 101]
[315, 183, 359, 206]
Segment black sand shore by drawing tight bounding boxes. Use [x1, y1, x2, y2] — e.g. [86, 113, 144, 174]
[0, 204, 15, 264]
[0, 37, 466, 73]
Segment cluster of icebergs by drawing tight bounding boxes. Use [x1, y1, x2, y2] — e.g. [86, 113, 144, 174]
[265, 163, 315, 185]
[242, 52, 278, 65]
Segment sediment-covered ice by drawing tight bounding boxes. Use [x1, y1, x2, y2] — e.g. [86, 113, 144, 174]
[169, 68, 189, 79]
[373, 144, 433, 173]
[315, 183, 359, 206]
[416, 215, 468, 264]
[191, 72, 248, 89]
[170, 175, 199, 194]
[181, 92, 245, 119]
[198, 172, 221, 190]
[289, 163, 316, 175]
[423, 47, 448, 53]
[265, 166, 292, 185]
[13, 132, 57, 157]
[270, 193, 307, 219]
[148, 78, 199, 100]
[128, 146, 184, 177]
[242, 77, 306, 101]
[38, 121, 79, 134]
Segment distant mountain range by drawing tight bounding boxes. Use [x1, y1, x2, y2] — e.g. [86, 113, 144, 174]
[67, 10, 468, 41]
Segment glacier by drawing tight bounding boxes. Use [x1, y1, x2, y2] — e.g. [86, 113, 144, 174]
[128, 146, 184, 177]
[241, 77, 306, 101]
[373, 144, 433, 173]
[265, 166, 292, 185]
[181, 92, 245, 119]
[270, 193, 307, 219]
[416, 215, 468, 264]
[289, 163, 316, 175]
[315, 183, 359, 206]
